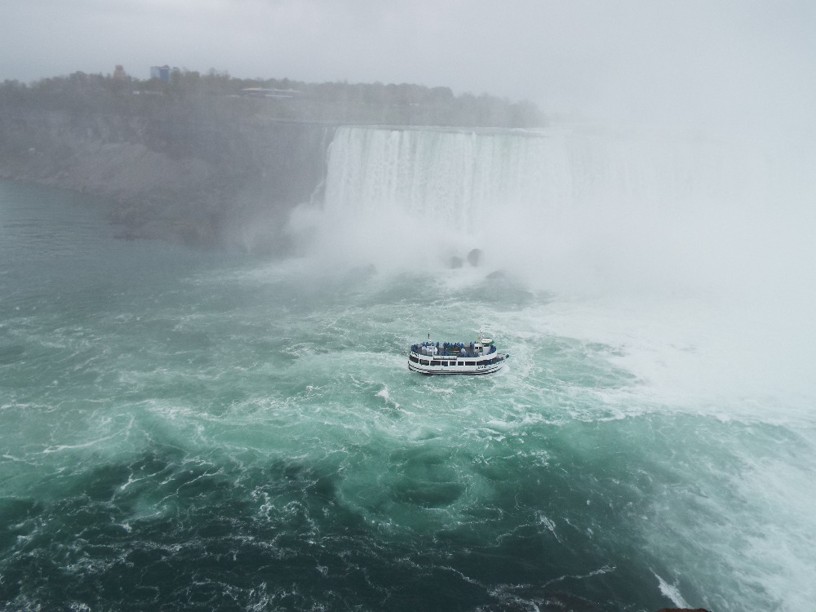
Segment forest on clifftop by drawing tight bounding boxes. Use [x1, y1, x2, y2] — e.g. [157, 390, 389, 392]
[0, 69, 545, 128]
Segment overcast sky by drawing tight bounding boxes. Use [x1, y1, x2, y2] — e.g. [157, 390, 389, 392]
[2, 0, 815, 127]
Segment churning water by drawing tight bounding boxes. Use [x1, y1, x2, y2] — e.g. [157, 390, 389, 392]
[1, 124, 814, 611]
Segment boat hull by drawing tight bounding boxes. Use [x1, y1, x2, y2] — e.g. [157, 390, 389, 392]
[407, 351, 508, 376]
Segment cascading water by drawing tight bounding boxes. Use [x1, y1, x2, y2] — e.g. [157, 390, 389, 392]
[322, 125, 771, 223]
[300, 124, 789, 291]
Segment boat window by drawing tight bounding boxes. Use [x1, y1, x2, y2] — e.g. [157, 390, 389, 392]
[409, 355, 419, 363]
[466, 361, 475, 366]
[421, 359, 430, 366]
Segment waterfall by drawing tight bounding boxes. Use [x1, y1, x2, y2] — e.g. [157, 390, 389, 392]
[323, 127, 571, 234]
[293, 124, 809, 290]
[324, 125, 775, 219]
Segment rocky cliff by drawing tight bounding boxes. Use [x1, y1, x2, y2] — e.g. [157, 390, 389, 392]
[0, 99, 333, 252]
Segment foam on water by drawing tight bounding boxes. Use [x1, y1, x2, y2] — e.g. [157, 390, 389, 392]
[654, 572, 691, 608]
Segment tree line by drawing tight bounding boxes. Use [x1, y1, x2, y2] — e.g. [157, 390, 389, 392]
[0, 69, 545, 128]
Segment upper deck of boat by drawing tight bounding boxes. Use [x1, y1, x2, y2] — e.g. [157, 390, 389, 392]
[410, 341, 497, 359]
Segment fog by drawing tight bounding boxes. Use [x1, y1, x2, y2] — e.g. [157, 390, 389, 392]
[3, 0, 816, 130]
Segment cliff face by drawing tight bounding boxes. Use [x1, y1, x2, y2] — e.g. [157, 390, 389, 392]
[0, 103, 333, 252]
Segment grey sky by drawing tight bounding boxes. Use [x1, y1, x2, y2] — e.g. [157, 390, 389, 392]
[2, 0, 815, 126]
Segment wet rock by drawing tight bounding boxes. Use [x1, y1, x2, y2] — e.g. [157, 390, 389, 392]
[467, 248, 483, 266]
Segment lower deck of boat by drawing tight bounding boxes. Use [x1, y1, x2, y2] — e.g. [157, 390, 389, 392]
[408, 362, 503, 375]
[407, 351, 506, 375]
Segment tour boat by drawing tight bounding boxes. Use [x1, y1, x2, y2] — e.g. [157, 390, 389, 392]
[408, 335, 509, 375]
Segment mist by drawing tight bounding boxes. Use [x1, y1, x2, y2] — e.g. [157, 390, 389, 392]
[4, 1, 815, 131]
[292, 123, 814, 292]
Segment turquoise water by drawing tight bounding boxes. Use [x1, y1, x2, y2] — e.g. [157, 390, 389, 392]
[1, 180, 814, 611]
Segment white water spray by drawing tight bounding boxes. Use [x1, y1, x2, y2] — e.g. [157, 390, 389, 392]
[293, 125, 811, 294]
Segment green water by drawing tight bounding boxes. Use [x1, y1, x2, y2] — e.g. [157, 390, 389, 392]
[1, 181, 814, 611]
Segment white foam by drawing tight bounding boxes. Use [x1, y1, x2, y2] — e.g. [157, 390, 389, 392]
[653, 571, 691, 608]
[376, 385, 401, 410]
[42, 433, 117, 454]
[536, 512, 561, 543]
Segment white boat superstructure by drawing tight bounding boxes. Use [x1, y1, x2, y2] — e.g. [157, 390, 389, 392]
[408, 335, 509, 375]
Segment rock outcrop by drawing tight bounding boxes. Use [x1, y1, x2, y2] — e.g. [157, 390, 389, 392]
[0, 103, 332, 252]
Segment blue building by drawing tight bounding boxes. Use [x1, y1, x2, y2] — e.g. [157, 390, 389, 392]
[149, 65, 171, 83]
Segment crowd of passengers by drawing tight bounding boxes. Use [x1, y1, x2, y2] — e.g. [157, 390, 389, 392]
[411, 341, 496, 358]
